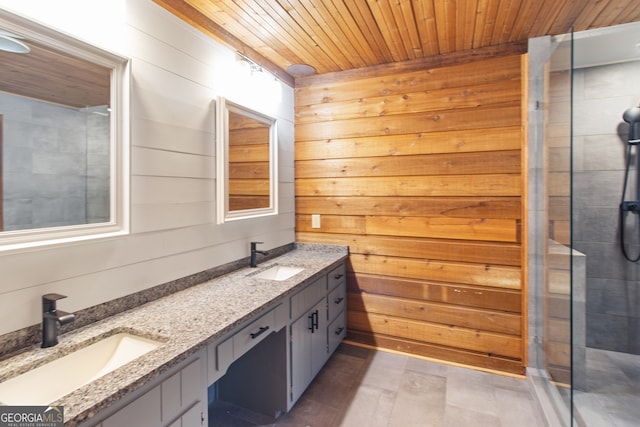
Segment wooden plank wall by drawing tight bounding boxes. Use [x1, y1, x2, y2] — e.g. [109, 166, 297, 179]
[228, 111, 271, 210]
[294, 54, 526, 374]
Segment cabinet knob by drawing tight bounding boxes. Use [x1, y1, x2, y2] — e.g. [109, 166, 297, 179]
[335, 327, 345, 336]
[334, 296, 344, 305]
[334, 273, 344, 280]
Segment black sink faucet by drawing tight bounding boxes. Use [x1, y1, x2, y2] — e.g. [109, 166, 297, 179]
[42, 293, 75, 348]
[250, 241, 269, 268]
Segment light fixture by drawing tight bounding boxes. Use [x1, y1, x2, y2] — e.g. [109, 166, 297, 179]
[286, 63, 316, 77]
[0, 29, 29, 54]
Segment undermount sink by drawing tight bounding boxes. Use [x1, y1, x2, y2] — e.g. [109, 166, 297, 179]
[254, 265, 304, 281]
[0, 332, 163, 406]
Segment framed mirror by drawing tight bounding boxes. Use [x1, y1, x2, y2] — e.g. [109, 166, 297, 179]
[0, 9, 129, 249]
[216, 97, 277, 223]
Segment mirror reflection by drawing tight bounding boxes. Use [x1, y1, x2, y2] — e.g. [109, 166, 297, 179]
[228, 111, 271, 211]
[217, 97, 277, 223]
[0, 28, 112, 232]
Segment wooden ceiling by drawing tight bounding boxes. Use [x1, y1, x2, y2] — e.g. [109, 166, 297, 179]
[155, 0, 640, 85]
[0, 39, 111, 109]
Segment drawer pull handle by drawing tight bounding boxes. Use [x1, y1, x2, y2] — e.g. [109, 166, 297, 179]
[308, 310, 319, 333]
[335, 327, 345, 335]
[334, 297, 344, 304]
[250, 326, 270, 339]
[334, 273, 344, 280]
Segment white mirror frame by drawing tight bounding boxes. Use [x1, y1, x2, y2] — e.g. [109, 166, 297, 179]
[216, 97, 278, 223]
[0, 9, 130, 251]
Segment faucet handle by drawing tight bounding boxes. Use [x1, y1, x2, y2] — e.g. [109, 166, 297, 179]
[42, 293, 67, 312]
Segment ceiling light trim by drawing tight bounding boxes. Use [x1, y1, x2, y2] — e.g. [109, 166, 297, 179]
[0, 33, 30, 53]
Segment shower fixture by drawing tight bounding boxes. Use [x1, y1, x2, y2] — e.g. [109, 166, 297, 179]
[619, 104, 640, 261]
[623, 105, 640, 144]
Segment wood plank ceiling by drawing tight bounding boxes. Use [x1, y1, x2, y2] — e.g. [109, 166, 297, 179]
[155, 0, 640, 84]
[0, 40, 110, 108]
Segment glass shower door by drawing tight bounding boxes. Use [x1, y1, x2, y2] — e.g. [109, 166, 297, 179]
[544, 31, 574, 424]
[527, 30, 573, 427]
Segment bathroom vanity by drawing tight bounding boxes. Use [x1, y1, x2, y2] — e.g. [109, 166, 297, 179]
[0, 244, 347, 426]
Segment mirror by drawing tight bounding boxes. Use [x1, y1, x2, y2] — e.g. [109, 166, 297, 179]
[217, 97, 277, 222]
[0, 9, 129, 247]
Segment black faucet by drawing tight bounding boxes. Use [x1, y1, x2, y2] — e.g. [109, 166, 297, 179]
[250, 241, 269, 268]
[42, 293, 75, 348]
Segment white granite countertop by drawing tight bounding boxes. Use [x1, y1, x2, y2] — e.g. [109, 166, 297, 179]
[0, 243, 347, 426]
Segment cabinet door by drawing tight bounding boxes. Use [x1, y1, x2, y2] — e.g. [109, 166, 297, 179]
[102, 386, 161, 427]
[290, 299, 327, 404]
[180, 402, 204, 427]
[290, 309, 313, 404]
[310, 299, 328, 378]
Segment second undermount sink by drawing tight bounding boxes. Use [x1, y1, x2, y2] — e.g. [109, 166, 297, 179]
[254, 265, 304, 281]
[0, 332, 164, 406]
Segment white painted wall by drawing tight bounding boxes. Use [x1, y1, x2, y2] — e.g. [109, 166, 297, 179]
[0, 0, 295, 335]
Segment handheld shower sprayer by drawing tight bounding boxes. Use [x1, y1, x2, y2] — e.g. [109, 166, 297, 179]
[620, 104, 640, 261]
[623, 105, 640, 144]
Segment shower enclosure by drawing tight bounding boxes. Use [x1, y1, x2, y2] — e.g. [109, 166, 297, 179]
[529, 22, 640, 427]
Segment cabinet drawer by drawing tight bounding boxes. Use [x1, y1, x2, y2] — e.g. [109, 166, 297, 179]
[233, 305, 278, 360]
[208, 304, 283, 384]
[328, 311, 346, 355]
[291, 275, 326, 321]
[327, 282, 346, 323]
[327, 263, 346, 290]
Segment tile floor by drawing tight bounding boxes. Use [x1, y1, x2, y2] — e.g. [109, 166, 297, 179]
[574, 348, 640, 427]
[210, 343, 546, 426]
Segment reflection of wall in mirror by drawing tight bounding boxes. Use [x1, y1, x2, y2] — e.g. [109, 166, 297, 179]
[0, 93, 110, 231]
[227, 111, 271, 211]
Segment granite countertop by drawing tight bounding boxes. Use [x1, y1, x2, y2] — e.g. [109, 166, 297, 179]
[0, 243, 348, 426]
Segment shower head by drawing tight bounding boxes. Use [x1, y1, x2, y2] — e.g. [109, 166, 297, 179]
[623, 105, 640, 144]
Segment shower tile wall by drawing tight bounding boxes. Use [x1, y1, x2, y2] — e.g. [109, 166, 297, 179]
[572, 59, 640, 354]
[0, 93, 110, 231]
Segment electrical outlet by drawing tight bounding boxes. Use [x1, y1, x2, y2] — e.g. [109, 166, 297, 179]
[311, 214, 321, 229]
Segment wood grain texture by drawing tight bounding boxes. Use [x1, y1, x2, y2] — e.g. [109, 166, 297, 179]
[348, 292, 521, 335]
[228, 111, 271, 210]
[157, 0, 640, 81]
[348, 310, 522, 359]
[348, 272, 522, 313]
[345, 331, 525, 374]
[295, 54, 526, 373]
[297, 232, 522, 266]
[0, 41, 110, 109]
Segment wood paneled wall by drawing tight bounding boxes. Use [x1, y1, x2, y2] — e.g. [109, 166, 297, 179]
[228, 111, 271, 210]
[295, 54, 527, 374]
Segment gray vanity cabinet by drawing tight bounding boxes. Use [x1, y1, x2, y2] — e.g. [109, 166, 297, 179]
[100, 349, 207, 427]
[327, 265, 347, 355]
[288, 261, 346, 407]
[290, 297, 328, 404]
[88, 259, 347, 426]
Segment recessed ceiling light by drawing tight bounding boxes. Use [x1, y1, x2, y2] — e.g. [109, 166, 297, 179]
[0, 34, 29, 54]
[286, 63, 316, 77]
